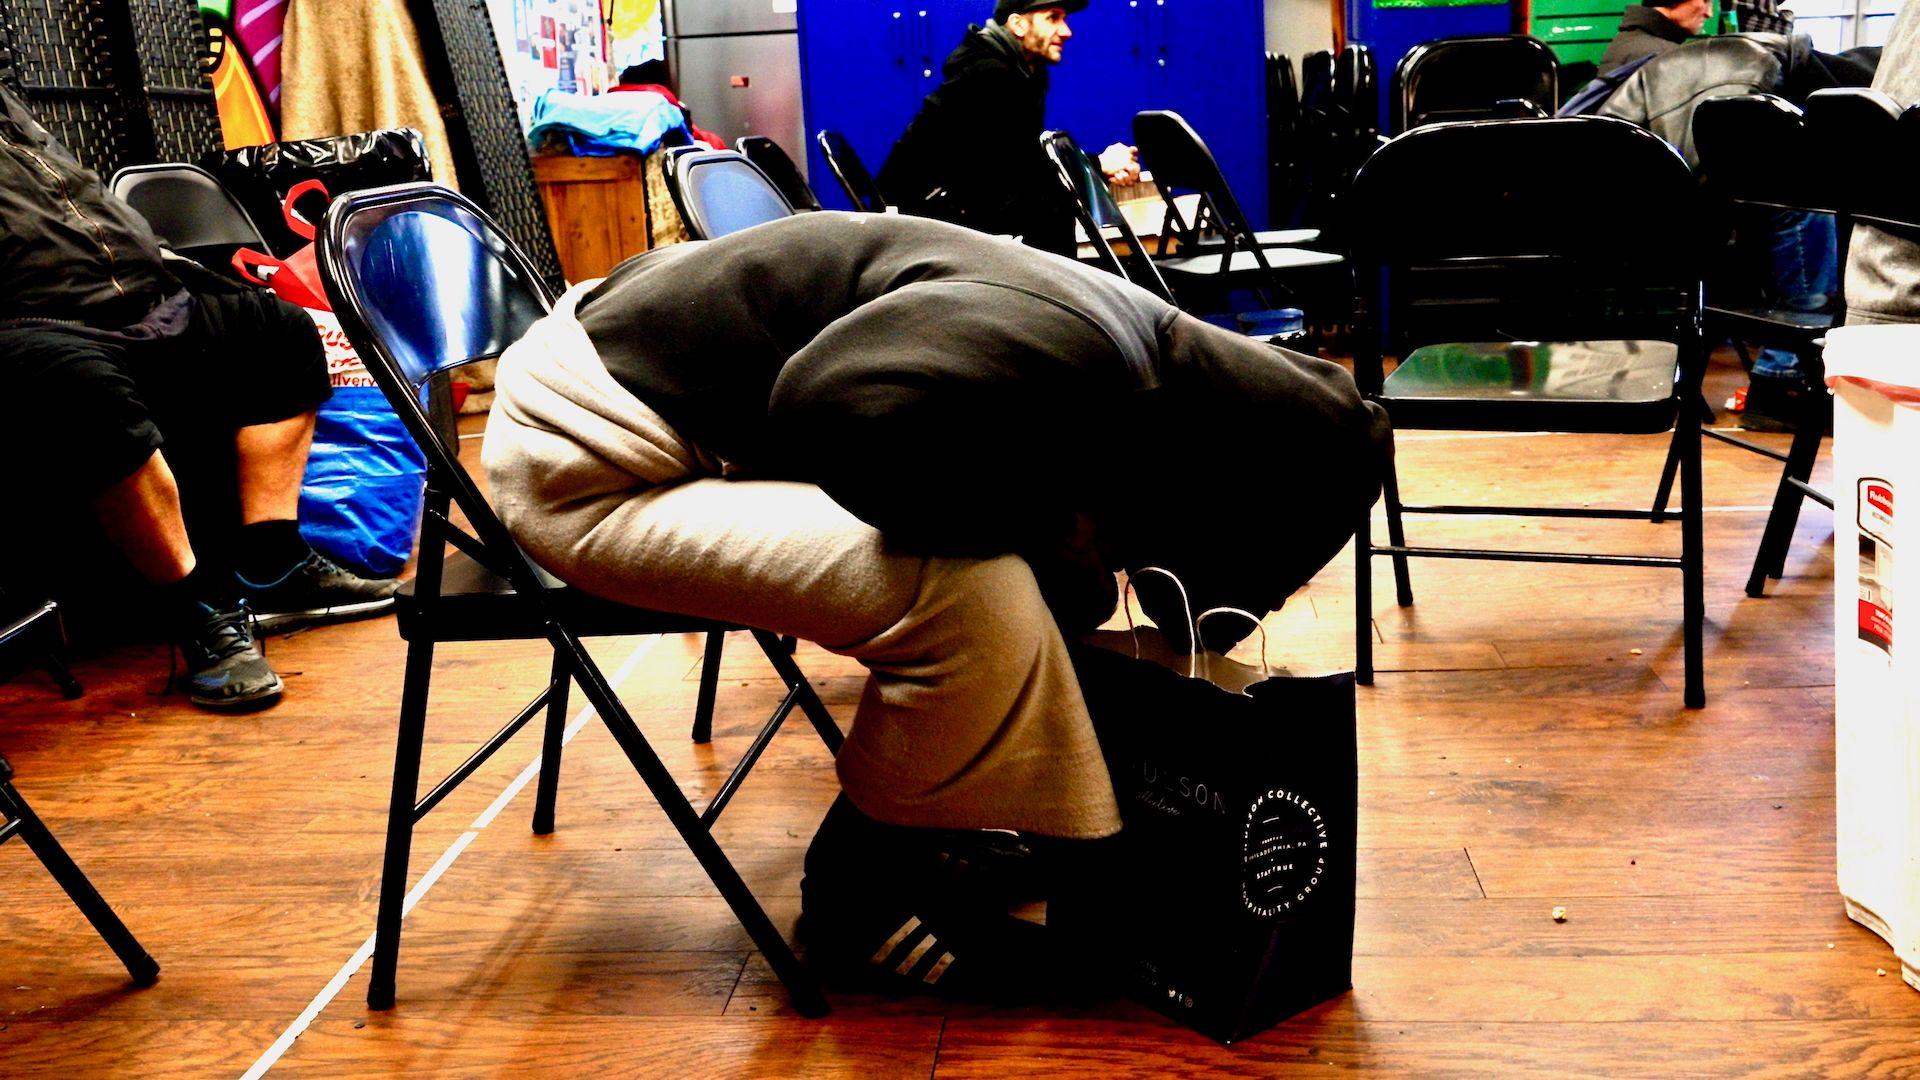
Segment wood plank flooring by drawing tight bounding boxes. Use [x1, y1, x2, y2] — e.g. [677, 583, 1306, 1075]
[5, 354, 1907, 1078]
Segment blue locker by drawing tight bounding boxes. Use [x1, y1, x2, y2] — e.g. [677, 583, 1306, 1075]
[800, 0, 1269, 226]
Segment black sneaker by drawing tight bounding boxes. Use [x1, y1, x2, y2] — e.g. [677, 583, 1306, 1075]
[239, 551, 399, 634]
[1739, 374, 1831, 434]
[174, 601, 283, 711]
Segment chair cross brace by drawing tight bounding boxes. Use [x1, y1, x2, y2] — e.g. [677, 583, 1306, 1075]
[411, 678, 559, 824]
[1370, 544, 1683, 569]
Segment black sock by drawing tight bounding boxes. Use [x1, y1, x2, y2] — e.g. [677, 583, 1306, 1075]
[236, 520, 312, 585]
[157, 563, 235, 627]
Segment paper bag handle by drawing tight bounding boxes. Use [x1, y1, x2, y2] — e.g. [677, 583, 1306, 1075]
[1122, 565, 1197, 679]
[1195, 606, 1271, 679]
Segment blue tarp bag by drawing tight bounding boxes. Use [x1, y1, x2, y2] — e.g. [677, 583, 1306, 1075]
[299, 380, 426, 576]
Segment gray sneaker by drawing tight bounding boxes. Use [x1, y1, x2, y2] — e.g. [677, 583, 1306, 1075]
[174, 601, 283, 711]
[240, 551, 400, 635]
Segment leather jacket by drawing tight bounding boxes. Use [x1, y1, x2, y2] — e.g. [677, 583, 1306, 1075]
[1599, 33, 1801, 163]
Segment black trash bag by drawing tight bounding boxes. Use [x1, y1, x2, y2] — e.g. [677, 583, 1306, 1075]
[201, 129, 432, 256]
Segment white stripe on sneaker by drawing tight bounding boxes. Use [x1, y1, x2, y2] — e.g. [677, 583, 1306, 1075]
[895, 933, 939, 976]
[869, 916, 922, 966]
[923, 951, 957, 984]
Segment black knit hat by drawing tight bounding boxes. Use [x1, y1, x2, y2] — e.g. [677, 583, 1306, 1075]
[993, 0, 1089, 23]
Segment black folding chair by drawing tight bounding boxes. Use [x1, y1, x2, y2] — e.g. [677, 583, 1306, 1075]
[317, 183, 843, 1017]
[1041, 129, 1176, 304]
[665, 148, 797, 240]
[108, 161, 269, 268]
[1348, 116, 1708, 708]
[1681, 94, 1839, 598]
[737, 134, 823, 212]
[1131, 110, 1346, 313]
[1389, 35, 1558, 133]
[1, 752, 160, 987]
[1, 600, 158, 987]
[815, 129, 889, 214]
[0, 592, 82, 699]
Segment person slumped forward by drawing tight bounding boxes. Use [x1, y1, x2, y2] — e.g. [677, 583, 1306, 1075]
[0, 85, 398, 711]
[482, 212, 1389, 994]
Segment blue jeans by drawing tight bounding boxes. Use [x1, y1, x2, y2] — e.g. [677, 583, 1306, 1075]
[1751, 209, 1839, 380]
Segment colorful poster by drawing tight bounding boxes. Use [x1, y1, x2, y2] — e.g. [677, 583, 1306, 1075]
[199, 0, 279, 149]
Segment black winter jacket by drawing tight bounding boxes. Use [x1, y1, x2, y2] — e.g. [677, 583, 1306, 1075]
[578, 213, 1391, 639]
[0, 85, 176, 327]
[876, 22, 1075, 255]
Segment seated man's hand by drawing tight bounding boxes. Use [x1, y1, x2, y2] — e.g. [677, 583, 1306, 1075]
[1099, 143, 1141, 187]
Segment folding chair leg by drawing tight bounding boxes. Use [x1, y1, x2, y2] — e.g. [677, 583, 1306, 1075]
[751, 629, 843, 755]
[1745, 407, 1826, 597]
[0, 770, 158, 986]
[1680, 413, 1707, 709]
[1355, 515, 1374, 686]
[532, 651, 571, 836]
[1381, 461, 1413, 608]
[554, 628, 831, 1018]
[367, 635, 435, 1010]
[691, 631, 725, 745]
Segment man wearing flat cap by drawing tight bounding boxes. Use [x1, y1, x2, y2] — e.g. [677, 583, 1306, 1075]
[878, 1, 1137, 256]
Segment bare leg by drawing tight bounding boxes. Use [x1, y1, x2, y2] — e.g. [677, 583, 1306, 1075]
[90, 451, 195, 585]
[235, 413, 316, 525]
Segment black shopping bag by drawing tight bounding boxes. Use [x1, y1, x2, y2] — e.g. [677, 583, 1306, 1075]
[1055, 574, 1357, 1044]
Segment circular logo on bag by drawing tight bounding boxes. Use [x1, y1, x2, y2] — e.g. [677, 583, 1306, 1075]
[1241, 788, 1329, 917]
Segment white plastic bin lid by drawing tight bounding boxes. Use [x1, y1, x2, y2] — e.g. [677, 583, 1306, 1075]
[1825, 324, 1920, 404]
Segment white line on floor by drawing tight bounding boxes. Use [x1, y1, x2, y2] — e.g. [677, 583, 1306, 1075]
[240, 634, 664, 1079]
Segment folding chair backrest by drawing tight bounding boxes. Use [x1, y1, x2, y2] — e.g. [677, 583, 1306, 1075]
[1133, 109, 1260, 249]
[1350, 116, 1699, 350]
[668, 150, 796, 240]
[1301, 50, 1334, 115]
[1391, 35, 1558, 133]
[1692, 95, 1826, 214]
[736, 134, 822, 212]
[108, 162, 268, 264]
[1042, 129, 1176, 304]
[319, 182, 555, 594]
[815, 129, 887, 213]
[1805, 88, 1912, 233]
[1268, 52, 1299, 140]
[1335, 44, 1379, 140]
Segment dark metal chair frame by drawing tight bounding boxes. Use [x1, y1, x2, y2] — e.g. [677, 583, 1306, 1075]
[1674, 93, 1841, 598]
[318, 183, 842, 1018]
[736, 134, 823, 212]
[1348, 116, 1709, 708]
[1041, 129, 1178, 305]
[814, 129, 889, 214]
[1389, 35, 1559, 134]
[664, 148, 797, 241]
[1, 601, 158, 986]
[1131, 109, 1347, 314]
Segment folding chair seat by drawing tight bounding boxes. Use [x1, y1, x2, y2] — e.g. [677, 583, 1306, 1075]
[737, 134, 822, 212]
[1348, 116, 1708, 708]
[317, 183, 843, 1017]
[815, 129, 889, 214]
[1679, 93, 1842, 598]
[1131, 110, 1348, 317]
[665, 148, 796, 239]
[1389, 35, 1558, 134]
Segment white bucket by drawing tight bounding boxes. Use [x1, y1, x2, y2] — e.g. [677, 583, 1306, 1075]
[1827, 324, 1920, 992]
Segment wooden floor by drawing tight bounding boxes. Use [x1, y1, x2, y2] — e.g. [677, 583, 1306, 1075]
[5, 354, 1911, 1078]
